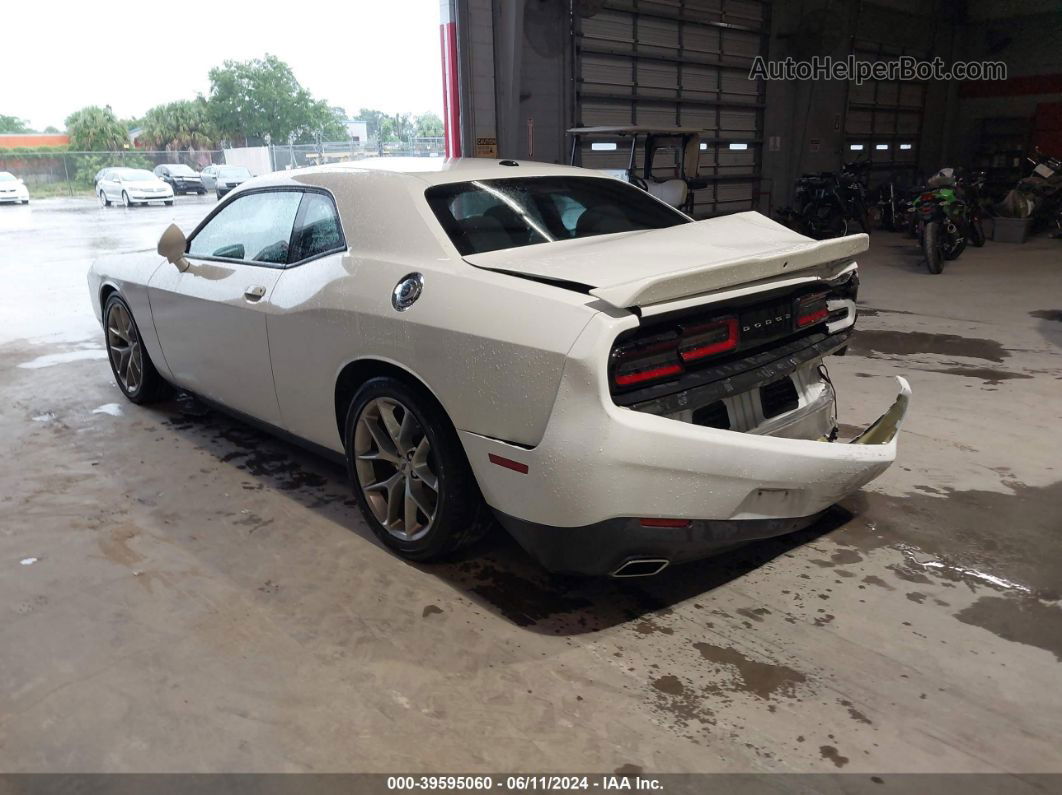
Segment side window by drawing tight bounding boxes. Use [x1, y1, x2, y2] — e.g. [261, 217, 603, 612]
[188, 191, 303, 265]
[290, 192, 344, 263]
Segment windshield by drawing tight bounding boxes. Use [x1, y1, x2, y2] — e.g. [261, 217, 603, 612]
[167, 164, 196, 176]
[219, 167, 250, 178]
[425, 176, 689, 255]
[119, 170, 155, 182]
[0, 172, 15, 182]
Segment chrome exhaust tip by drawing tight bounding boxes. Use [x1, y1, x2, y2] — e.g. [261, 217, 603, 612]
[611, 558, 670, 578]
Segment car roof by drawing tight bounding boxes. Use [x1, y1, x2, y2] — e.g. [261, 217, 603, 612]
[260, 157, 601, 189]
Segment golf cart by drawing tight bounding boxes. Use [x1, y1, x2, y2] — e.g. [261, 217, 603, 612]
[567, 126, 705, 214]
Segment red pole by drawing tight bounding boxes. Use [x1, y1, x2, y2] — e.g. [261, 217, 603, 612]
[439, 1, 461, 158]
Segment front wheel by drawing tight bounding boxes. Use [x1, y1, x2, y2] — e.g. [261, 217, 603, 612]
[103, 294, 168, 404]
[164, 199, 174, 206]
[122, 191, 132, 208]
[923, 221, 944, 274]
[970, 218, 986, 247]
[99, 191, 111, 207]
[345, 376, 492, 562]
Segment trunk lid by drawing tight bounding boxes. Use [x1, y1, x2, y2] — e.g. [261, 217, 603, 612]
[463, 211, 868, 309]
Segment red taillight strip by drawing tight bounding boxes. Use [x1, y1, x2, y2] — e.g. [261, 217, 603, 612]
[796, 292, 829, 328]
[488, 453, 528, 474]
[639, 518, 692, 528]
[679, 316, 739, 362]
[613, 362, 683, 386]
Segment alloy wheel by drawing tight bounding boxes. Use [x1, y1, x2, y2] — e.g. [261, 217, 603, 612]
[106, 301, 143, 394]
[353, 397, 439, 542]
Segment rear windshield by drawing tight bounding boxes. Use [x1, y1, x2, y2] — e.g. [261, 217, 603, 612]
[167, 164, 196, 175]
[425, 176, 689, 255]
[219, 166, 250, 178]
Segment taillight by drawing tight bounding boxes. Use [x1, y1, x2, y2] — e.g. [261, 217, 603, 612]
[678, 316, 738, 362]
[795, 292, 829, 328]
[612, 337, 683, 387]
[612, 314, 740, 390]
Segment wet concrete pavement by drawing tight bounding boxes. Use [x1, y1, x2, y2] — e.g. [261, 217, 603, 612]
[1, 199, 1060, 773]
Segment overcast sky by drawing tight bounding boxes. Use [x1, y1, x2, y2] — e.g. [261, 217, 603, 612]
[4, 1, 444, 130]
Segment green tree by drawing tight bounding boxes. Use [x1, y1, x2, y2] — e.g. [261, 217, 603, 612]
[0, 115, 33, 133]
[43, 125, 60, 134]
[65, 105, 128, 151]
[356, 109, 391, 141]
[414, 111, 443, 138]
[141, 98, 218, 150]
[207, 54, 341, 144]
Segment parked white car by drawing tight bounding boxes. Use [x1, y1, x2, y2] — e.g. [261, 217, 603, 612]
[97, 168, 174, 207]
[0, 171, 30, 204]
[87, 158, 909, 577]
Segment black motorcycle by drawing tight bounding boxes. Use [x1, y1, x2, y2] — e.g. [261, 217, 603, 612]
[792, 160, 872, 239]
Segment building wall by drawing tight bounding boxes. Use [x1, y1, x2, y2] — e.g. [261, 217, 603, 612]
[0, 134, 70, 149]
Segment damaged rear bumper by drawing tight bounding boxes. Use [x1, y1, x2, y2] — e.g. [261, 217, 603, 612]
[460, 375, 911, 576]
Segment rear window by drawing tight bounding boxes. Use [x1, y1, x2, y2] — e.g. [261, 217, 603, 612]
[425, 176, 689, 255]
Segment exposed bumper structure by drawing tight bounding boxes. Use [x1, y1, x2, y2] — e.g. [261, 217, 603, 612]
[458, 315, 910, 574]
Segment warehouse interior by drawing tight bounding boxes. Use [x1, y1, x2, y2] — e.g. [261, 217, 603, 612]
[1, 0, 1061, 786]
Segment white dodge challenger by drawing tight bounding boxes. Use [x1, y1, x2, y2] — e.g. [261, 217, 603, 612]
[88, 158, 909, 577]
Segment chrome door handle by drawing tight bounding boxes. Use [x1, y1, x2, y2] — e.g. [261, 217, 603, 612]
[244, 285, 266, 301]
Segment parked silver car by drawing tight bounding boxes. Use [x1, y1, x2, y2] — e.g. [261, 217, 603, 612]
[200, 165, 251, 199]
[97, 168, 174, 207]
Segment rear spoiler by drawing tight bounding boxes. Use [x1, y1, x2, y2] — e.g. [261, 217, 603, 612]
[590, 233, 869, 309]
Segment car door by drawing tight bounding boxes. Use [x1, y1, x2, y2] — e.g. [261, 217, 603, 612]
[147, 189, 304, 425]
[201, 166, 216, 191]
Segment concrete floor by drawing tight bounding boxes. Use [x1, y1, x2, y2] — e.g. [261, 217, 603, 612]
[1, 198, 1060, 773]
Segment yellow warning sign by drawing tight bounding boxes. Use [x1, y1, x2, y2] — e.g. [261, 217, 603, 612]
[475, 136, 498, 158]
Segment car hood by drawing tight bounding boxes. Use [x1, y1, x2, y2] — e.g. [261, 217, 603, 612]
[463, 211, 869, 309]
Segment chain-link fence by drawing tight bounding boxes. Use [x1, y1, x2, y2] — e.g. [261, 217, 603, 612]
[0, 150, 225, 198]
[1, 138, 446, 199]
[269, 138, 445, 170]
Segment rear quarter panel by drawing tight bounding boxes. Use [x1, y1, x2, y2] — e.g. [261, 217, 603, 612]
[268, 251, 599, 452]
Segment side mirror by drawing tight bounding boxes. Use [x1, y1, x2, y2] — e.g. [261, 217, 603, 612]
[158, 223, 190, 272]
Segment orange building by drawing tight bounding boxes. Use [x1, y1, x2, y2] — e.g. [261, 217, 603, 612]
[0, 133, 70, 148]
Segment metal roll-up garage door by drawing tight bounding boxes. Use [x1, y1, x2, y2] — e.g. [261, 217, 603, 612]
[573, 0, 769, 217]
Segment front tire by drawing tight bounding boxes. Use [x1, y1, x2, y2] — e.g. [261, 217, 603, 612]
[164, 199, 174, 206]
[99, 191, 111, 207]
[345, 376, 491, 562]
[122, 191, 132, 208]
[970, 218, 986, 247]
[923, 221, 944, 274]
[103, 294, 168, 404]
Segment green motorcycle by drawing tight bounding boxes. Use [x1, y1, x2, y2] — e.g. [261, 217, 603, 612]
[912, 169, 986, 274]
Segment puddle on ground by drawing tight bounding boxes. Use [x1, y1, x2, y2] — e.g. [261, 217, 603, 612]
[838, 481, 1062, 598]
[692, 641, 807, 700]
[848, 330, 1009, 363]
[920, 366, 1033, 385]
[1030, 310, 1062, 323]
[955, 595, 1062, 662]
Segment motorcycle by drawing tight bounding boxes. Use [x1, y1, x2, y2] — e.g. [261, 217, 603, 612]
[790, 160, 873, 239]
[912, 168, 983, 274]
[876, 178, 921, 235]
[1001, 148, 1062, 236]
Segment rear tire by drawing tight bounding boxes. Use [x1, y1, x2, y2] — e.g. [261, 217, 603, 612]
[103, 294, 168, 404]
[923, 221, 944, 274]
[971, 218, 986, 247]
[344, 376, 492, 562]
